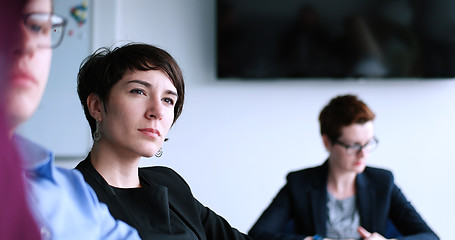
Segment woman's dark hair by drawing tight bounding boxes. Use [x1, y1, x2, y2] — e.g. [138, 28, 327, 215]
[77, 43, 185, 135]
[319, 94, 375, 143]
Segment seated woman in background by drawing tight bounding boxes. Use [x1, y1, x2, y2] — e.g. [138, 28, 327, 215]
[248, 95, 438, 240]
[75, 43, 250, 240]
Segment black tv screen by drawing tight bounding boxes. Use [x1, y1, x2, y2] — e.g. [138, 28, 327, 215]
[217, 0, 455, 79]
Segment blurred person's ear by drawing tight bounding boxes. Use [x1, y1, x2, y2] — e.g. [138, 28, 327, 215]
[322, 134, 332, 151]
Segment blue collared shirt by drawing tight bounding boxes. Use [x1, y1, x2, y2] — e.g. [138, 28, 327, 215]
[15, 135, 141, 240]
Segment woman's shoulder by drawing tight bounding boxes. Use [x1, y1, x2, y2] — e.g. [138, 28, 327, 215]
[139, 166, 197, 206]
[285, 164, 395, 186]
[362, 166, 394, 180]
[287, 164, 326, 180]
[358, 166, 395, 190]
[139, 166, 190, 189]
[284, 164, 328, 191]
[140, 165, 179, 175]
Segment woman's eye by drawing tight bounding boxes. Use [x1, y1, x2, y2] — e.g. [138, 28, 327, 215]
[163, 98, 175, 105]
[350, 144, 362, 150]
[130, 89, 145, 95]
[28, 23, 43, 33]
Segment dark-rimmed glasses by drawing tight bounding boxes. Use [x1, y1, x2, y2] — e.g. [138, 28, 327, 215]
[334, 137, 379, 155]
[22, 13, 67, 48]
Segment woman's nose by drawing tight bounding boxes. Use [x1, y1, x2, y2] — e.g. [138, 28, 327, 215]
[146, 98, 164, 120]
[11, 21, 37, 56]
[356, 147, 368, 158]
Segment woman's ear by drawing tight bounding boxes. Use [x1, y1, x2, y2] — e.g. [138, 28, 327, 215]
[322, 134, 332, 151]
[87, 93, 104, 121]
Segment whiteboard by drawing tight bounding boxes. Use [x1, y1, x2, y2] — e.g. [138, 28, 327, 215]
[17, 0, 92, 157]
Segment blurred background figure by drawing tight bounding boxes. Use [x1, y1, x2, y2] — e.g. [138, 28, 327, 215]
[248, 94, 438, 240]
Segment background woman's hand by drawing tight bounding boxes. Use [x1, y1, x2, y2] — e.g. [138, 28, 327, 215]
[358, 226, 397, 240]
[303, 236, 354, 240]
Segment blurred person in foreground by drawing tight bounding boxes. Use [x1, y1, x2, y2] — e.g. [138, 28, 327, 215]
[248, 94, 438, 240]
[0, 2, 40, 238]
[0, 0, 141, 239]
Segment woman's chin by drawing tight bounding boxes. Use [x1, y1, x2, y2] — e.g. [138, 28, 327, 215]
[354, 162, 366, 173]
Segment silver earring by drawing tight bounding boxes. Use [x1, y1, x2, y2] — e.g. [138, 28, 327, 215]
[93, 121, 102, 142]
[155, 148, 163, 157]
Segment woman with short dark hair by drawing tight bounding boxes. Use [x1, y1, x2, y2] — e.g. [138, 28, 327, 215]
[248, 94, 438, 240]
[75, 43, 249, 240]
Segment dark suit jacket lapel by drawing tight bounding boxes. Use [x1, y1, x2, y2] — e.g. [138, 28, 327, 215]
[139, 169, 205, 240]
[76, 155, 138, 227]
[356, 172, 375, 231]
[310, 161, 329, 235]
[310, 188, 327, 235]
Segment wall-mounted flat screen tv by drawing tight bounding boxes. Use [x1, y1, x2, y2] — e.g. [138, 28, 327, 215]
[217, 0, 455, 79]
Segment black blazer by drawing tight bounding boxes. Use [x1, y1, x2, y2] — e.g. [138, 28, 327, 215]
[75, 156, 250, 240]
[248, 162, 438, 240]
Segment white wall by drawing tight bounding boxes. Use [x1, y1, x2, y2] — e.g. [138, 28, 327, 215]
[59, 0, 455, 238]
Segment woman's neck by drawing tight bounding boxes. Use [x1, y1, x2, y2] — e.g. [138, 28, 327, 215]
[327, 165, 357, 200]
[90, 142, 141, 188]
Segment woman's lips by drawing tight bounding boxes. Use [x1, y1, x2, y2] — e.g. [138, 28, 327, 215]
[355, 160, 365, 166]
[10, 71, 37, 87]
[138, 128, 161, 138]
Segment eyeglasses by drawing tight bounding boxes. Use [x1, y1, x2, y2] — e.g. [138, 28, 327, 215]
[334, 137, 379, 155]
[22, 13, 67, 49]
